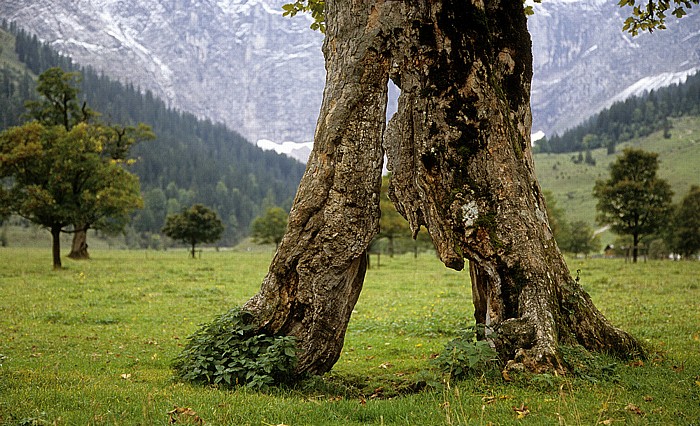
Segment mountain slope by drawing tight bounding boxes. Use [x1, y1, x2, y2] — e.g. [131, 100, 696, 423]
[529, 0, 700, 137]
[533, 115, 700, 237]
[1, 0, 699, 149]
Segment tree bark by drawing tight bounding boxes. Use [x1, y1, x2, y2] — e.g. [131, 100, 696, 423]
[242, 0, 388, 376]
[382, 0, 643, 373]
[241, 0, 643, 378]
[68, 226, 90, 259]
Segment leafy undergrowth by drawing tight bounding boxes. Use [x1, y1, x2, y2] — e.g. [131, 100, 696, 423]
[0, 249, 698, 425]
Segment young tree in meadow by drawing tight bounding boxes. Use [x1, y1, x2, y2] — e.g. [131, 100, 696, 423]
[162, 204, 224, 258]
[250, 206, 288, 249]
[19, 67, 154, 259]
[561, 221, 601, 258]
[668, 185, 700, 259]
[377, 174, 411, 258]
[593, 148, 673, 263]
[0, 122, 144, 269]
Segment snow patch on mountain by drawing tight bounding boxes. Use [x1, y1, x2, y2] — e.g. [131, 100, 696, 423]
[607, 69, 700, 106]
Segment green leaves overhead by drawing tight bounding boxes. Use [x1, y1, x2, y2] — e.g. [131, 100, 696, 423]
[282, 1, 326, 33]
[619, 0, 699, 35]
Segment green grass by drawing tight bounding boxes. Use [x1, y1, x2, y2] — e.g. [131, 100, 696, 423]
[0, 248, 699, 425]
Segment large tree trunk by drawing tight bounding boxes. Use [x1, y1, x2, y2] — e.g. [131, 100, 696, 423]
[242, 0, 388, 376]
[242, 0, 643, 378]
[382, 0, 643, 373]
[68, 226, 90, 259]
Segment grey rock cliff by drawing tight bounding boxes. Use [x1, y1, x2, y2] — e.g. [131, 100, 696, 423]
[1, 0, 699, 151]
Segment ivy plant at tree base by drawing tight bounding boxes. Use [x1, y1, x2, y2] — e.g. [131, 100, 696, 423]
[172, 307, 298, 389]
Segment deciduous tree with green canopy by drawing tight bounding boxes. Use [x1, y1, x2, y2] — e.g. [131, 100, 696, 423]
[0, 121, 144, 269]
[250, 206, 288, 249]
[162, 204, 224, 258]
[594, 148, 673, 263]
[668, 185, 700, 259]
[5, 67, 154, 261]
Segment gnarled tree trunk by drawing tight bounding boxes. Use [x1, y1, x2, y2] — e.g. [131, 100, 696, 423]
[68, 226, 90, 259]
[242, 0, 643, 377]
[243, 0, 389, 376]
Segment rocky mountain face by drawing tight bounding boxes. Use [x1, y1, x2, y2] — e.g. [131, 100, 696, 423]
[529, 0, 700, 138]
[1, 0, 699, 157]
[0, 0, 325, 153]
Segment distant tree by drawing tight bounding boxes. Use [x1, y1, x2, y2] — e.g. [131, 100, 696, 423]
[593, 148, 674, 262]
[668, 185, 700, 259]
[377, 174, 411, 257]
[0, 122, 144, 269]
[560, 221, 601, 258]
[250, 207, 288, 249]
[162, 204, 224, 258]
[17, 67, 153, 260]
[542, 190, 569, 245]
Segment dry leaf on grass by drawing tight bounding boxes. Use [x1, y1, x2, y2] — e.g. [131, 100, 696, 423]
[168, 405, 204, 425]
[625, 403, 644, 416]
[513, 403, 530, 419]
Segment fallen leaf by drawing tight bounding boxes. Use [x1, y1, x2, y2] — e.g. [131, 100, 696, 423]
[359, 397, 367, 405]
[378, 362, 393, 369]
[628, 360, 644, 367]
[513, 403, 530, 419]
[598, 419, 614, 425]
[625, 403, 644, 416]
[120, 373, 131, 380]
[167, 405, 204, 425]
[643, 395, 653, 402]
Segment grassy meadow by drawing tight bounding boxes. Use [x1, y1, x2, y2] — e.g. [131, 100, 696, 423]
[0, 248, 699, 425]
[533, 115, 700, 246]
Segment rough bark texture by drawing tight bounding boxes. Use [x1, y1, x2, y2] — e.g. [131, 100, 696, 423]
[243, 0, 643, 377]
[68, 227, 90, 259]
[243, 0, 388, 376]
[382, 0, 643, 373]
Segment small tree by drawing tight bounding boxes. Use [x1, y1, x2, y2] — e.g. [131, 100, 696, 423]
[668, 185, 700, 259]
[162, 204, 224, 258]
[250, 207, 288, 249]
[561, 221, 601, 258]
[0, 121, 144, 269]
[593, 148, 673, 262]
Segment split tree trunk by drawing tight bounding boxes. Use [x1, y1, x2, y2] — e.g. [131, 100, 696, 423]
[242, 0, 643, 377]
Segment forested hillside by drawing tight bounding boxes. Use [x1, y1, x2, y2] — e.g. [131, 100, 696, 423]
[537, 71, 700, 154]
[0, 21, 306, 246]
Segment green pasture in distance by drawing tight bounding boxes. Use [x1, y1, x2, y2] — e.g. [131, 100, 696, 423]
[0, 248, 698, 425]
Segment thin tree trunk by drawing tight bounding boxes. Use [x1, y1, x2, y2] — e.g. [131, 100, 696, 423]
[51, 225, 62, 270]
[68, 226, 90, 259]
[242, 0, 388, 376]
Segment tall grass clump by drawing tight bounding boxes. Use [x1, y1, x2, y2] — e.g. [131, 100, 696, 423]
[172, 307, 298, 389]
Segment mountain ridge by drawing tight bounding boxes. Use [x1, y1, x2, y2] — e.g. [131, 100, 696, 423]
[1, 0, 699, 160]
